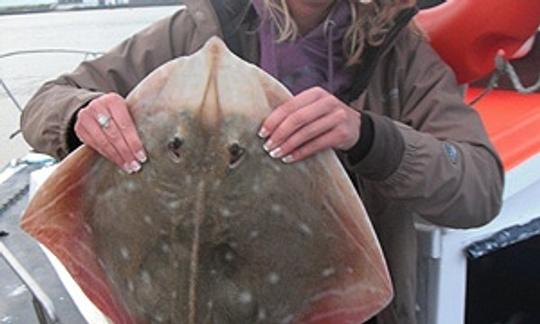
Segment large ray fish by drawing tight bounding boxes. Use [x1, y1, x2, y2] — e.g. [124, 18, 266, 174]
[21, 37, 392, 324]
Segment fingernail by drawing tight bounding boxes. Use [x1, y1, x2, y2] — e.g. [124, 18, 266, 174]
[136, 150, 147, 163]
[130, 160, 141, 173]
[263, 140, 274, 152]
[123, 163, 133, 174]
[270, 147, 284, 159]
[282, 155, 295, 164]
[258, 127, 269, 138]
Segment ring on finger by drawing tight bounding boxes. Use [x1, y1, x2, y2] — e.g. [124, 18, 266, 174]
[96, 113, 111, 129]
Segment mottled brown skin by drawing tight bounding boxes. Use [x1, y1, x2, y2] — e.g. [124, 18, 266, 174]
[20, 39, 390, 324]
[83, 97, 374, 323]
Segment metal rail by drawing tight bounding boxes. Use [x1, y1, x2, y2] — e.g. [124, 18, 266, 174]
[0, 239, 60, 324]
[0, 48, 103, 139]
[0, 49, 103, 60]
[0, 78, 22, 112]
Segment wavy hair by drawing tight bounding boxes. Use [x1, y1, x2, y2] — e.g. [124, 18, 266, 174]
[260, 0, 417, 65]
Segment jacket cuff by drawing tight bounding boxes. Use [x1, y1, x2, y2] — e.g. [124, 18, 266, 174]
[58, 91, 103, 159]
[343, 111, 405, 181]
[343, 112, 374, 164]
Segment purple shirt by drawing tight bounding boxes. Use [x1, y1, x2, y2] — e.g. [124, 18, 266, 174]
[253, 0, 355, 96]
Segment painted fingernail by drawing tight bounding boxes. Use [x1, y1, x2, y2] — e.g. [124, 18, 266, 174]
[130, 160, 141, 173]
[136, 150, 147, 163]
[263, 139, 274, 152]
[282, 155, 295, 164]
[258, 127, 269, 138]
[270, 147, 284, 159]
[123, 163, 133, 174]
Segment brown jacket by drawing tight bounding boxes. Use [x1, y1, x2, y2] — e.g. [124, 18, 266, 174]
[21, 0, 504, 323]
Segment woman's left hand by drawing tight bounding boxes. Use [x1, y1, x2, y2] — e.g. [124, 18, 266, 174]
[258, 87, 361, 163]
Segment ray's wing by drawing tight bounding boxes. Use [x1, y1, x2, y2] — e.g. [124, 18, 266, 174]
[21, 148, 135, 324]
[20, 56, 188, 324]
[255, 65, 392, 300]
[204, 67, 394, 323]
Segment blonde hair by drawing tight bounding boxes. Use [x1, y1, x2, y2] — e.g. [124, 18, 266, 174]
[260, 0, 416, 66]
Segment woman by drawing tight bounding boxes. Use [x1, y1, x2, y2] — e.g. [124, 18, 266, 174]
[20, 0, 504, 323]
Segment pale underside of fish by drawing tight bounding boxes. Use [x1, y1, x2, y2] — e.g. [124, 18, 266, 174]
[21, 37, 393, 324]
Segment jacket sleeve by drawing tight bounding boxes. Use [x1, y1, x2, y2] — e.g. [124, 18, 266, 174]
[20, 8, 196, 160]
[346, 32, 504, 228]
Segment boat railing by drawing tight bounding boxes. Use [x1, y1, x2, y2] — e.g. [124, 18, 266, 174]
[0, 49, 102, 324]
[0, 49, 103, 139]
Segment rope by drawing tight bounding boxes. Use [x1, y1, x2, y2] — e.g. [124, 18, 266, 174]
[468, 53, 540, 106]
[502, 58, 540, 94]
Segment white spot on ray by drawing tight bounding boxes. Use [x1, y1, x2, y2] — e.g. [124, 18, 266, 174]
[120, 247, 130, 260]
[281, 314, 294, 324]
[168, 200, 181, 209]
[184, 175, 192, 185]
[258, 309, 267, 320]
[102, 188, 115, 199]
[238, 291, 253, 304]
[271, 204, 282, 214]
[249, 231, 259, 239]
[124, 181, 137, 192]
[144, 215, 153, 225]
[322, 267, 336, 278]
[267, 272, 280, 285]
[127, 280, 134, 292]
[298, 222, 313, 236]
[161, 243, 170, 253]
[220, 208, 232, 218]
[224, 252, 234, 262]
[171, 291, 177, 298]
[141, 271, 152, 285]
[84, 224, 93, 234]
[252, 182, 261, 193]
[155, 314, 164, 323]
[212, 180, 221, 190]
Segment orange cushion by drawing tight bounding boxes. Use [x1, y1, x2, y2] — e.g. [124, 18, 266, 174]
[467, 88, 540, 170]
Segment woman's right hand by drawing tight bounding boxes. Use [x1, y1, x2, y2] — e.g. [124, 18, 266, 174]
[74, 93, 147, 174]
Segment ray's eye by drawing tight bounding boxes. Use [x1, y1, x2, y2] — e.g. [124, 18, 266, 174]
[168, 137, 184, 161]
[228, 143, 246, 168]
